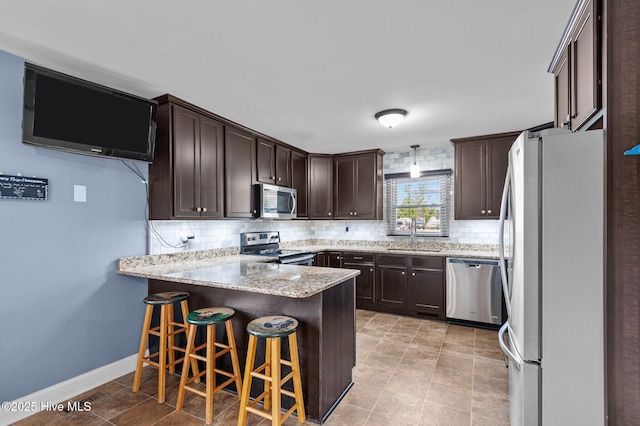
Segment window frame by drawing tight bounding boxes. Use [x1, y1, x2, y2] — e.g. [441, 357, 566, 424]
[385, 169, 452, 237]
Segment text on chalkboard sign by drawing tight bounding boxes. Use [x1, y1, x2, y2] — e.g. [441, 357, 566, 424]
[0, 175, 48, 200]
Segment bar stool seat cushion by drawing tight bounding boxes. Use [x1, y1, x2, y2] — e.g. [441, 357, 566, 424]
[247, 315, 299, 338]
[143, 291, 190, 305]
[187, 307, 235, 325]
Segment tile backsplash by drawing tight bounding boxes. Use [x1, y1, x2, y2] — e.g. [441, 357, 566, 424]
[148, 144, 502, 254]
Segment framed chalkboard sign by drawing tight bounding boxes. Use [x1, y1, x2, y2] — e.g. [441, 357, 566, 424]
[0, 175, 48, 200]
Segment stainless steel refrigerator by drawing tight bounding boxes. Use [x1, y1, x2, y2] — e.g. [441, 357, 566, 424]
[497, 128, 605, 425]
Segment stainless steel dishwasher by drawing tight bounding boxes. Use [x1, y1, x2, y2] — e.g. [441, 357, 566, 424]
[446, 258, 504, 326]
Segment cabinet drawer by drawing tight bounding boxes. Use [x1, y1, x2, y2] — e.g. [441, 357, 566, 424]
[411, 256, 444, 270]
[343, 253, 374, 264]
[377, 255, 407, 268]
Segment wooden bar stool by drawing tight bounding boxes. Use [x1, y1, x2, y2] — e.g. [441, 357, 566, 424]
[176, 307, 243, 424]
[132, 291, 194, 403]
[238, 316, 305, 426]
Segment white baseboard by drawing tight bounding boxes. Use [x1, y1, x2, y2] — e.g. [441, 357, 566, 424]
[0, 353, 140, 426]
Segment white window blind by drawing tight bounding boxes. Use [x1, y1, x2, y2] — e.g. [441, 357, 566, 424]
[385, 169, 452, 237]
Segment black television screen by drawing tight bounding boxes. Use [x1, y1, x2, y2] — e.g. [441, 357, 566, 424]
[22, 63, 157, 162]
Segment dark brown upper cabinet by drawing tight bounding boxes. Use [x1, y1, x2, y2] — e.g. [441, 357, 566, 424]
[225, 126, 256, 218]
[308, 154, 334, 219]
[291, 150, 309, 218]
[550, 0, 601, 131]
[256, 138, 292, 187]
[451, 131, 519, 220]
[333, 150, 384, 220]
[149, 95, 224, 220]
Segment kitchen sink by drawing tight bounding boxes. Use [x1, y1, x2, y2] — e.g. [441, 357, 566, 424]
[386, 248, 442, 253]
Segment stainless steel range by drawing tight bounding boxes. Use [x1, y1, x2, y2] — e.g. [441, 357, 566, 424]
[240, 231, 314, 265]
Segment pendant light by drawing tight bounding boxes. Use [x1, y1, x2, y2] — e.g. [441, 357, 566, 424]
[375, 109, 407, 128]
[410, 145, 420, 178]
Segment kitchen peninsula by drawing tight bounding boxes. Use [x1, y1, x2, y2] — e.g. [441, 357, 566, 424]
[118, 251, 359, 423]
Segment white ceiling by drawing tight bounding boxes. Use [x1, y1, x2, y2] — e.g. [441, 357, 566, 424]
[0, 0, 576, 154]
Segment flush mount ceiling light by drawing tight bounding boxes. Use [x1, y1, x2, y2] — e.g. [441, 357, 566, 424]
[375, 109, 407, 128]
[410, 145, 421, 178]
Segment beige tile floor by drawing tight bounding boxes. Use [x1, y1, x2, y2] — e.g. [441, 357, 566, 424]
[14, 310, 509, 425]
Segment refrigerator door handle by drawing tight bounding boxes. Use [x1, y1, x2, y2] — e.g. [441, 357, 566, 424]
[498, 321, 522, 370]
[499, 163, 512, 317]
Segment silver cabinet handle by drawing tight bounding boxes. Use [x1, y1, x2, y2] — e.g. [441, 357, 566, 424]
[328, 212, 332, 216]
[487, 209, 492, 214]
[202, 207, 207, 212]
[354, 256, 363, 260]
[369, 268, 373, 272]
[354, 211, 357, 216]
[196, 207, 202, 212]
[481, 209, 486, 214]
[278, 177, 282, 181]
[349, 212, 353, 216]
[401, 271, 405, 275]
[412, 272, 416, 276]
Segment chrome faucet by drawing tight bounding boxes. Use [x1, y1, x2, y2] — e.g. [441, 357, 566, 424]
[410, 218, 418, 250]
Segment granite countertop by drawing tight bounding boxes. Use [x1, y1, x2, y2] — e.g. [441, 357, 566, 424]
[117, 240, 497, 299]
[286, 244, 499, 260]
[118, 253, 360, 299]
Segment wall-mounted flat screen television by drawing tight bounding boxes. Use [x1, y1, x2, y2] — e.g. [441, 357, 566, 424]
[22, 63, 157, 162]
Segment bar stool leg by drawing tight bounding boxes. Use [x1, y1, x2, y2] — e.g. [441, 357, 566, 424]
[132, 305, 154, 393]
[289, 333, 306, 423]
[204, 324, 215, 424]
[175, 323, 197, 411]
[238, 334, 258, 426]
[158, 304, 168, 403]
[270, 337, 281, 426]
[225, 319, 244, 394]
[179, 300, 200, 383]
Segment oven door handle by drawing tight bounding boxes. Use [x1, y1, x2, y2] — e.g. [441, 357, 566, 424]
[279, 253, 314, 265]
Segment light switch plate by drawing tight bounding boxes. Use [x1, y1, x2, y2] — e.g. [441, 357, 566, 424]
[74, 185, 86, 202]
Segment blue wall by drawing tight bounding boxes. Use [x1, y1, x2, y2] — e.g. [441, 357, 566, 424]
[0, 50, 149, 402]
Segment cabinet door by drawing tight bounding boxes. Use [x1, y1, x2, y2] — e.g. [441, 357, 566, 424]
[312, 252, 324, 266]
[334, 156, 355, 219]
[377, 266, 407, 310]
[328, 252, 343, 268]
[351, 264, 375, 309]
[275, 145, 292, 187]
[454, 140, 486, 220]
[554, 46, 571, 129]
[291, 151, 308, 218]
[256, 138, 276, 185]
[225, 126, 256, 218]
[353, 153, 377, 219]
[172, 105, 201, 218]
[485, 136, 514, 219]
[411, 269, 444, 318]
[199, 116, 224, 218]
[308, 155, 334, 219]
[571, 0, 599, 129]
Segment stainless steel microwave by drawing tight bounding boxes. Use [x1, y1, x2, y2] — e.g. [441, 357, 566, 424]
[254, 183, 297, 219]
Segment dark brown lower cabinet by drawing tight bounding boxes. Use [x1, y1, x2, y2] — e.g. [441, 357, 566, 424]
[408, 256, 445, 319]
[343, 253, 375, 310]
[376, 255, 408, 312]
[312, 252, 327, 267]
[313, 250, 445, 319]
[328, 252, 343, 268]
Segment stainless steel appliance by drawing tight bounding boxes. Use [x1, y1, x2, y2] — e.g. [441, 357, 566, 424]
[240, 231, 313, 265]
[498, 129, 605, 425]
[446, 258, 503, 326]
[254, 184, 297, 219]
